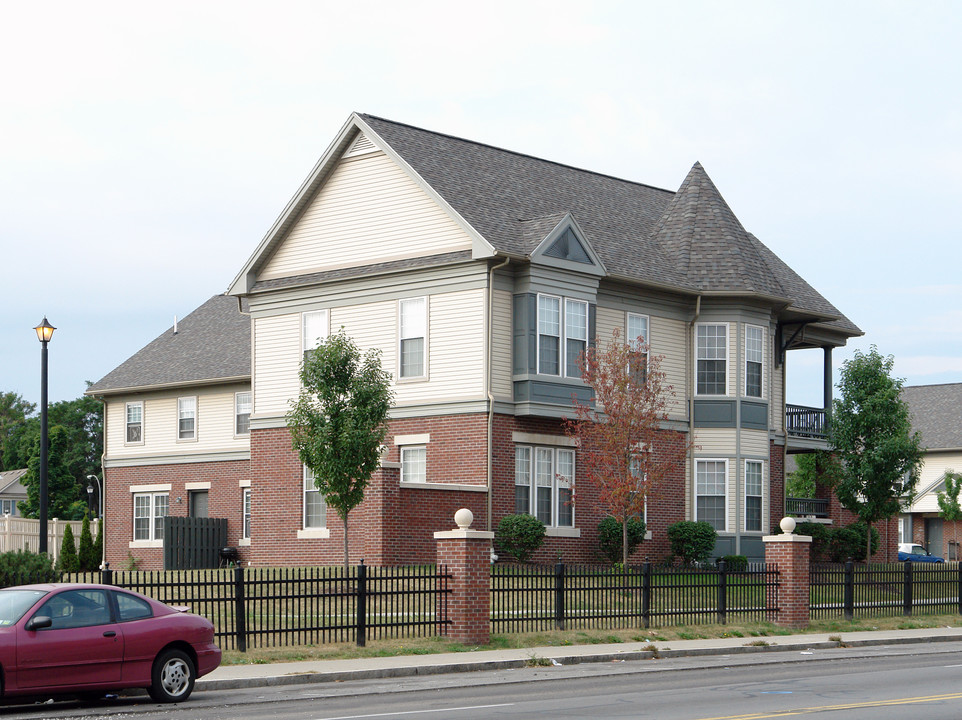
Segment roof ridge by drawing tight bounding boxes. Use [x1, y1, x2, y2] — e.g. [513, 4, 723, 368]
[359, 113, 676, 197]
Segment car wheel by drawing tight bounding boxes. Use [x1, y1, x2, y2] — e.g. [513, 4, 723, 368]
[148, 649, 195, 703]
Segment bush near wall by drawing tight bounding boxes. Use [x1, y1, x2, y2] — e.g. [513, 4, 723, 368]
[0, 550, 57, 587]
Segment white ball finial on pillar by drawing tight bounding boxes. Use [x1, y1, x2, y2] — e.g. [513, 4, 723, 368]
[454, 508, 474, 530]
[780, 516, 797, 534]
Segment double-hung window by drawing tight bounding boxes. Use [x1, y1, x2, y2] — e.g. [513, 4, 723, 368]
[303, 466, 327, 529]
[399, 298, 427, 379]
[745, 325, 764, 398]
[235, 392, 251, 436]
[696, 324, 728, 395]
[133, 492, 168, 541]
[126, 402, 143, 444]
[515, 445, 574, 528]
[745, 460, 763, 532]
[400, 446, 426, 483]
[177, 397, 196, 440]
[537, 295, 588, 378]
[303, 309, 329, 359]
[696, 459, 727, 531]
[627, 313, 650, 384]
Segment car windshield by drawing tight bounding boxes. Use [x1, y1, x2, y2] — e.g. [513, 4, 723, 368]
[913, 547, 926, 555]
[0, 589, 47, 626]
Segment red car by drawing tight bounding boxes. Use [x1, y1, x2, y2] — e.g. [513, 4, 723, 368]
[0, 583, 221, 704]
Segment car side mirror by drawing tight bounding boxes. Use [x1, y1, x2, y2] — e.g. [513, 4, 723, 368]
[25, 615, 52, 631]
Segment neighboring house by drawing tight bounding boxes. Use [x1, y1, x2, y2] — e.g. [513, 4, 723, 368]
[87, 113, 861, 569]
[899, 383, 962, 559]
[0, 468, 27, 516]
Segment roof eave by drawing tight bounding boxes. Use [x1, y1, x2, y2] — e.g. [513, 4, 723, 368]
[85, 375, 251, 398]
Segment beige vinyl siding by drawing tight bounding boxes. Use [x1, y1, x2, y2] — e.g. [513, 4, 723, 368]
[106, 385, 250, 460]
[260, 153, 473, 280]
[420, 289, 486, 403]
[595, 306, 621, 348]
[652, 315, 687, 419]
[253, 314, 301, 418]
[740, 429, 770, 457]
[491, 289, 513, 399]
[771, 339, 784, 431]
[693, 429, 737, 456]
[908, 452, 962, 513]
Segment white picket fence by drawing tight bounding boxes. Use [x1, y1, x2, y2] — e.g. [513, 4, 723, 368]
[0, 515, 100, 562]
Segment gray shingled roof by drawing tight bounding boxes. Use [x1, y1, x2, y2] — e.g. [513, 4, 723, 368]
[0, 468, 27, 495]
[903, 384, 962, 451]
[359, 114, 860, 336]
[87, 294, 250, 394]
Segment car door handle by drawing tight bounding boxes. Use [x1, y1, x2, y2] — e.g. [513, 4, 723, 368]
[103, 631, 117, 637]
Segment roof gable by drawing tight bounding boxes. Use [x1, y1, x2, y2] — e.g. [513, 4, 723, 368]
[528, 214, 606, 277]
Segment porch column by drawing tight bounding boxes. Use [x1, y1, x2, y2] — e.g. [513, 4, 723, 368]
[435, 509, 493, 645]
[822, 346, 833, 429]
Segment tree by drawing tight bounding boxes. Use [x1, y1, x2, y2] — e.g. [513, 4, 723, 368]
[58, 524, 79, 573]
[830, 347, 925, 563]
[286, 330, 393, 571]
[20, 425, 88, 520]
[78, 513, 97, 571]
[937, 471, 962, 560]
[565, 329, 691, 568]
[0, 391, 35, 472]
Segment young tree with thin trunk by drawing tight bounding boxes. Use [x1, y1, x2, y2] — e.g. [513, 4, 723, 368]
[565, 328, 692, 568]
[287, 329, 394, 572]
[830, 346, 924, 563]
[937, 471, 962, 560]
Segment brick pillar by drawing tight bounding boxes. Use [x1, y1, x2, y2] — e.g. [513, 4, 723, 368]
[434, 509, 493, 645]
[764, 518, 812, 629]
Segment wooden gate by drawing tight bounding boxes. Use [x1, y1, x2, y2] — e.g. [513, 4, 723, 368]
[163, 517, 227, 570]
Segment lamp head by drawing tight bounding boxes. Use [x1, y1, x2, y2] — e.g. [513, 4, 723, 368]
[34, 318, 56, 344]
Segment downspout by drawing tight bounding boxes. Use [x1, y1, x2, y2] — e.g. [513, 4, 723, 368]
[688, 296, 702, 521]
[99, 398, 107, 570]
[487, 255, 510, 533]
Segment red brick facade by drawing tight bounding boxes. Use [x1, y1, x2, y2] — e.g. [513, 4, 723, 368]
[764, 533, 812, 628]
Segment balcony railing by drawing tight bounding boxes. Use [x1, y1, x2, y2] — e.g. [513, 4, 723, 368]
[786, 497, 829, 518]
[786, 404, 827, 439]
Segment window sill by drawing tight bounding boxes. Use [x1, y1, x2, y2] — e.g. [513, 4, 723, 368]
[545, 527, 581, 538]
[399, 481, 488, 492]
[297, 528, 331, 540]
[129, 540, 163, 549]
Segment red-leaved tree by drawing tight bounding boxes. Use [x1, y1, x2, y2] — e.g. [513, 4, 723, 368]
[565, 328, 692, 567]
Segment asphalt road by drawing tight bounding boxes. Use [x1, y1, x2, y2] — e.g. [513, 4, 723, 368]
[6, 640, 962, 720]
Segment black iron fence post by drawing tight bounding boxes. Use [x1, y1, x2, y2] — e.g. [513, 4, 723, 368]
[843, 559, 855, 622]
[958, 563, 962, 616]
[101, 565, 113, 587]
[356, 561, 367, 647]
[641, 560, 651, 629]
[554, 562, 566, 631]
[233, 565, 247, 653]
[716, 559, 727, 625]
[902, 559, 913, 616]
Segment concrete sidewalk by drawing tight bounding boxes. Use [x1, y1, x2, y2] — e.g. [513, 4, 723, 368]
[196, 626, 962, 691]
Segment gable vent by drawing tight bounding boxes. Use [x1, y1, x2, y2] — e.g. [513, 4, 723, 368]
[544, 228, 592, 264]
[345, 132, 378, 157]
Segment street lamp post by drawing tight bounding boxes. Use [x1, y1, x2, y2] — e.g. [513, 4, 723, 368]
[33, 317, 55, 555]
[86, 474, 102, 518]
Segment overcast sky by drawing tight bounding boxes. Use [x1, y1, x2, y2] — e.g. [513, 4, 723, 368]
[3, 1, 960, 410]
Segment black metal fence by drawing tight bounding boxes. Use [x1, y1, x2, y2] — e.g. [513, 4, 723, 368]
[491, 561, 778, 633]
[68, 562, 450, 651]
[163, 517, 227, 570]
[810, 561, 962, 620]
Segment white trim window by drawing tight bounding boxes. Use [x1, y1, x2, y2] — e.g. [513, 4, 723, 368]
[235, 391, 252, 436]
[745, 325, 764, 398]
[399, 297, 427, 379]
[133, 492, 168, 541]
[1, 499, 14, 515]
[125, 402, 143, 444]
[242, 488, 251, 539]
[627, 312, 650, 384]
[303, 466, 327, 529]
[745, 460, 763, 532]
[537, 294, 588, 378]
[302, 310, 329, 357]
[177, 396, 197, 441]
[696, 459, 727, 531]
[515, 445, 574, 528]
[400, 446, 426, 483]
[696, 323, 728, 395]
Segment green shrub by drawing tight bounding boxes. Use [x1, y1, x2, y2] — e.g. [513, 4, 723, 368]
[718, 555, 748, 572]
[794, 521, 831, 562]
[93, 519, 103, 569]
[0, 549, 57, 587]
[828, 522, 879, 562]
[667, 521, 717, 565]
[496, 514, 546, 563]
[598, 516, 647, 565]
[78, 514, 97, 572]
[57, 524, 79, 574]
